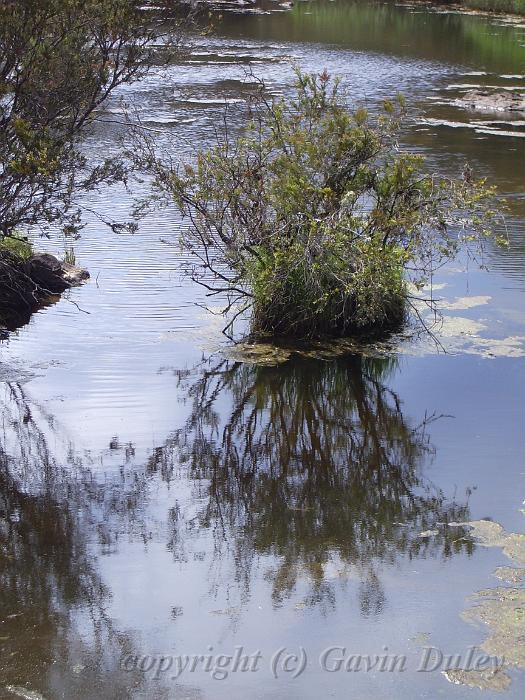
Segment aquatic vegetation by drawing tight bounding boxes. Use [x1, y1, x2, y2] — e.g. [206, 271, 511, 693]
[449, 516, 525, 690]
[468, 518, 525, 566]
[444, 665, 512, 691]
[457, 0, 525, 15]
[140, 70, 502, 340]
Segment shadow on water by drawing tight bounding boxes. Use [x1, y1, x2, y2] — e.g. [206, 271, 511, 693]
[159, 355, 474, 610]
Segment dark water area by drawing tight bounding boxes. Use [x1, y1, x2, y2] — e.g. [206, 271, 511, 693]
[1, 2, 525, 698]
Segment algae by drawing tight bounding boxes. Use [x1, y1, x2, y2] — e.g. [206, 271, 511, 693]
[449, 516, 525, 690]
[444, 666, 512, 691]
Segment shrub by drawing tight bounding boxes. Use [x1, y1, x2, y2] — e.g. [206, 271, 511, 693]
[0, 0, 185, 240]
[141, 70, 502, 340]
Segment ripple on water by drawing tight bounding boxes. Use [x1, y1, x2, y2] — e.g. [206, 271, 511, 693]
[2, 17, 525, 423]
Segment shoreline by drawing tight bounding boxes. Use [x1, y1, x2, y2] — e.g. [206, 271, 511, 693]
[403, 0, 525, 18]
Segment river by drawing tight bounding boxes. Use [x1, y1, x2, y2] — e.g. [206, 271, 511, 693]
[1, 1, 525, 698]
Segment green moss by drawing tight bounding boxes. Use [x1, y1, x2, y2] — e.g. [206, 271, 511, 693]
[0, 234, 33, 261]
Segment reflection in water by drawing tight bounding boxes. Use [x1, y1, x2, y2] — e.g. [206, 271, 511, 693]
[0, 384, 154, 699]
[0, 2, 523, 697]
[0, 357, 476, 696]
[161, 355, 474, 610]
[219, 0, 525, 73]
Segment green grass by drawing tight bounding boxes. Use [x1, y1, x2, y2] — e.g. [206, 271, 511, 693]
[63, 246, 76, 266]
[0, 234, 33, 260]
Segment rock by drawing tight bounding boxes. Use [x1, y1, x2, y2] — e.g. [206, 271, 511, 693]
[0, 249, 89, 332]
[24, 253, 89, 293]
[457, 90, 525, 113]
[61, 261, 90, 287]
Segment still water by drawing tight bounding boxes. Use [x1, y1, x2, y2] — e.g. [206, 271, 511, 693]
[1, 2, 525, 698]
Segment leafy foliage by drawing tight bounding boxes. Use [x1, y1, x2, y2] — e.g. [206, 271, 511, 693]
[0, 0, 181, 239]
[141, 70, 501, 340]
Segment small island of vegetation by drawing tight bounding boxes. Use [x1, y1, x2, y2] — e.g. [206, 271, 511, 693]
[139, 70, 502, 340]
[0, 1, 507, 341]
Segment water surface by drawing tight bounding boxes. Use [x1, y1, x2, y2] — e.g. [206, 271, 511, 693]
[1, 2, 525, 698]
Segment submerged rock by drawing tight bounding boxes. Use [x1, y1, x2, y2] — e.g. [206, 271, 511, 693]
[462, 586, 525, 668]
[468, 519, 525, 566]
[457, 90, 525, 113]
[494, 566, 525, 584]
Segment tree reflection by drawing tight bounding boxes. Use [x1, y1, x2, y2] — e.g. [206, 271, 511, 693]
[0, 383, 156, 699]
[162, 354, 473, 609]
[0, 353, 476, 695]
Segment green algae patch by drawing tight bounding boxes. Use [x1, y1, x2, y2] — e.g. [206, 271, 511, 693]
[223, 327, 525, 366]
[444, 666, 512, 691]
[224, 343, 293, 366]
[222, 337, 398, 366]
[468, 519, 525, 566]
[494, 566, 525, 583]
[441, 295, 492, 311]
[450, 517, 525, 691]
[462, 587, 525, 667]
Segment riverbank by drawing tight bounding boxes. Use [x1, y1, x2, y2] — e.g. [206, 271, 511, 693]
[455, 0, 525, 14]
[397, 0, 525, 17]
[0, 246, 89, 331]
[417, 0, 525, 16]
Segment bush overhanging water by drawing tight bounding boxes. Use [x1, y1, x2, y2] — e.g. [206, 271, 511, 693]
[140, 70, 503, 340]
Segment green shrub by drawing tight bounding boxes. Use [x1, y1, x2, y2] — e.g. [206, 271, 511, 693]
[141, 70, 501, 340]
[0, 0, 186, 240]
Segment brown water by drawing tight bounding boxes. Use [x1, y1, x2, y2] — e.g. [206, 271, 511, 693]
[1, 2, 525, 698]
